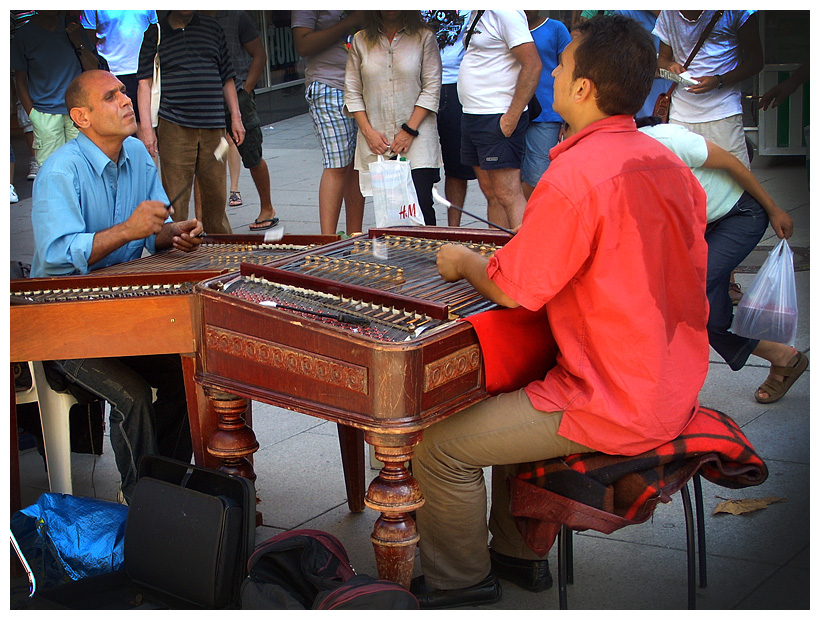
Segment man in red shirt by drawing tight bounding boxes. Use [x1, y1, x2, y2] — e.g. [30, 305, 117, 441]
[411, 16, 709, 609]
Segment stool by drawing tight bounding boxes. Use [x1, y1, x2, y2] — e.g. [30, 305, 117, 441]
[15, 361, 78, 494]
[557, 474, 707, 609]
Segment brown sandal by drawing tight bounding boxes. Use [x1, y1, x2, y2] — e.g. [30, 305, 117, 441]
[755, 351, 809, 404]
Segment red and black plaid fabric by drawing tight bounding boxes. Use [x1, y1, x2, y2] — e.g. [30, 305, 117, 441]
[509, 406, 768, 555]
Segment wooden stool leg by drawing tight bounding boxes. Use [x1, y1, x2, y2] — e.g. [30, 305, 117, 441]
[337, 424, 366, 513]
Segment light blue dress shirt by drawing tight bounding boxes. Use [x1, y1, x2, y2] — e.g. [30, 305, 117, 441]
[31, 133, 169, 277]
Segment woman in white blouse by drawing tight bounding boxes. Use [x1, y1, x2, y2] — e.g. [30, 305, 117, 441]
[345, 11, 443, 225]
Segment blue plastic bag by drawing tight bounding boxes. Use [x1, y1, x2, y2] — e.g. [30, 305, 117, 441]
[10, 493, 128, 595]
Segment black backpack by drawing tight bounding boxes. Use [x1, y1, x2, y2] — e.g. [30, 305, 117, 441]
[240, 529, 418, 610]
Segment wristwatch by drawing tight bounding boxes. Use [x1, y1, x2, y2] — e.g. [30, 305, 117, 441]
[716, 74, 724, 90]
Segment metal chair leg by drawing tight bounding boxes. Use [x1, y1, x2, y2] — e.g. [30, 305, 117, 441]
[693, 473, 707, 588]
[558, 524, 569, 609]
[681, 482, 696, 609]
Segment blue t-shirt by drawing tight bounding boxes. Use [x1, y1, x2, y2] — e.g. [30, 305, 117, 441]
[31, 133, 169, 277]
[80, 10, 158, 75]
[10, 17, 82, 115]
[530, 18, 571, 123]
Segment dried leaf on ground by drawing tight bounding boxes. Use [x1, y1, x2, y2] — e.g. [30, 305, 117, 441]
[713, 496, 786, 516]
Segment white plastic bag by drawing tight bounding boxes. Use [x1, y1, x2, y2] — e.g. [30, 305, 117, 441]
[730, 238, 798, 345]
[369, 155, 425, 228]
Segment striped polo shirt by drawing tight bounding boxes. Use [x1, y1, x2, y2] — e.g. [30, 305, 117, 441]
[137, 13, 235, 128]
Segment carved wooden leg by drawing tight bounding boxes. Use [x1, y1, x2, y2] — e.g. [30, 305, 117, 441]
[205, 388, 259, 483]
[364, 431, 424, 589]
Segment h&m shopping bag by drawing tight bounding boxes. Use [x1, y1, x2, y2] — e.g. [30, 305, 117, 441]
[369, 156, 425, 228]
[730, 238, 798, 345]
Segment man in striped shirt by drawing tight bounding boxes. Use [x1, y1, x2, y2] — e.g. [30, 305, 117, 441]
[136, 10, 245, 235]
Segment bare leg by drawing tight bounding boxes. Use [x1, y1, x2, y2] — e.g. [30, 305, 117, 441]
[228, 139, 241, 195]
[751, 340, 802, 400]
[444, 176, 468, 227]
[343, 165, 365, 234]
[522, 181, 535, 201]
[474, 167, 511, 230]
[319, 165, 352, 234]
[484, 167, 526, 228]
[249, 159, 276, 224]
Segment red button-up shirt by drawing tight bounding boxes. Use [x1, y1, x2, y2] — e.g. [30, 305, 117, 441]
[487, 115, 709, 455]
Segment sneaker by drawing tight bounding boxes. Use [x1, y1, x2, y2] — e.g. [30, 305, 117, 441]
[27, 159, 39, 180]
[10, 184, 19, 203]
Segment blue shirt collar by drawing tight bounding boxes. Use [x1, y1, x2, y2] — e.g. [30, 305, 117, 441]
[75, 132, 130, 176]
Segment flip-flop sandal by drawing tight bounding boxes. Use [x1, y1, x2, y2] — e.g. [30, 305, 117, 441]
[755, 351, 808, 404]
[229, 191, 242, 206]
[249, 217, 279, 231]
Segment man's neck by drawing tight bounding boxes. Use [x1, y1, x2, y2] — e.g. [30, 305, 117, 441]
[84, 132, 124, 163]
[566, 111, 611, 138]
[33, 13, 60, 31]
[168, 12, 194, 29]
[680, 11, 704, 22]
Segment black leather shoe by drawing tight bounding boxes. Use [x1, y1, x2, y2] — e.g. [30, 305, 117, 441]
[410, 573, 501, 609]
[489, 549, 553, 592]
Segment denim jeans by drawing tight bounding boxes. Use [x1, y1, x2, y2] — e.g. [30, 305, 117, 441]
[705, 191, 769, 370]
[54, 354, 191, 502]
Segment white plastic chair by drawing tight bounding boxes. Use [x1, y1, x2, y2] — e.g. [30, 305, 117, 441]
[15, 361, 77, 494]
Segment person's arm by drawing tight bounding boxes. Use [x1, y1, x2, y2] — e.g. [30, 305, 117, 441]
[291, 11, 361, 57]
[436, 244, 520, 308]
[389, 106, 430, 155]
[352, 110, 390, 156]
[14, 71, 33, 116]
[136, 78, 157, 156]
[759, 62, 809, 110]
[501, 42, 541, 137]
[87, 200, 169, 265]
[223, 78, 245, 146]
[688, 13, 764, 95]
[242, 36, 266, 93]
[657, 41, 683, 73]
[702, 140, 793, 238]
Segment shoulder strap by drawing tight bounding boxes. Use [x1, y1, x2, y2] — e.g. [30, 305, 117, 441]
[463, 10, 485, 49]
[664, 10, 725, 97]
[682, 10, 724, 70]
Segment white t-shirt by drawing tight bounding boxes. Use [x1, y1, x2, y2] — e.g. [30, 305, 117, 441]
[653, 10, 755, 123]
[640, 123, 743, 223]
[457, 10, 533, 114]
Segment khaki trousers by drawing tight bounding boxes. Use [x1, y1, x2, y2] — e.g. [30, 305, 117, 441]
[413, 388, 594, 590]
[156, 119, 231, 234]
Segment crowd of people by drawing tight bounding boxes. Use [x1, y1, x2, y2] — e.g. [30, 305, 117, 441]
[10, 10, 808, 609]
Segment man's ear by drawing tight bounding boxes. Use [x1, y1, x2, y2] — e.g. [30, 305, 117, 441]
[574, 77, 597, 104]
[69, 106, 90, 130]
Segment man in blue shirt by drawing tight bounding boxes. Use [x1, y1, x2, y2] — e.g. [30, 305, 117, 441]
[31, 70, 203, 503]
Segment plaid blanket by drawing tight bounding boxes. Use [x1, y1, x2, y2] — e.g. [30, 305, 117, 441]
[510, 406, 768, 555]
